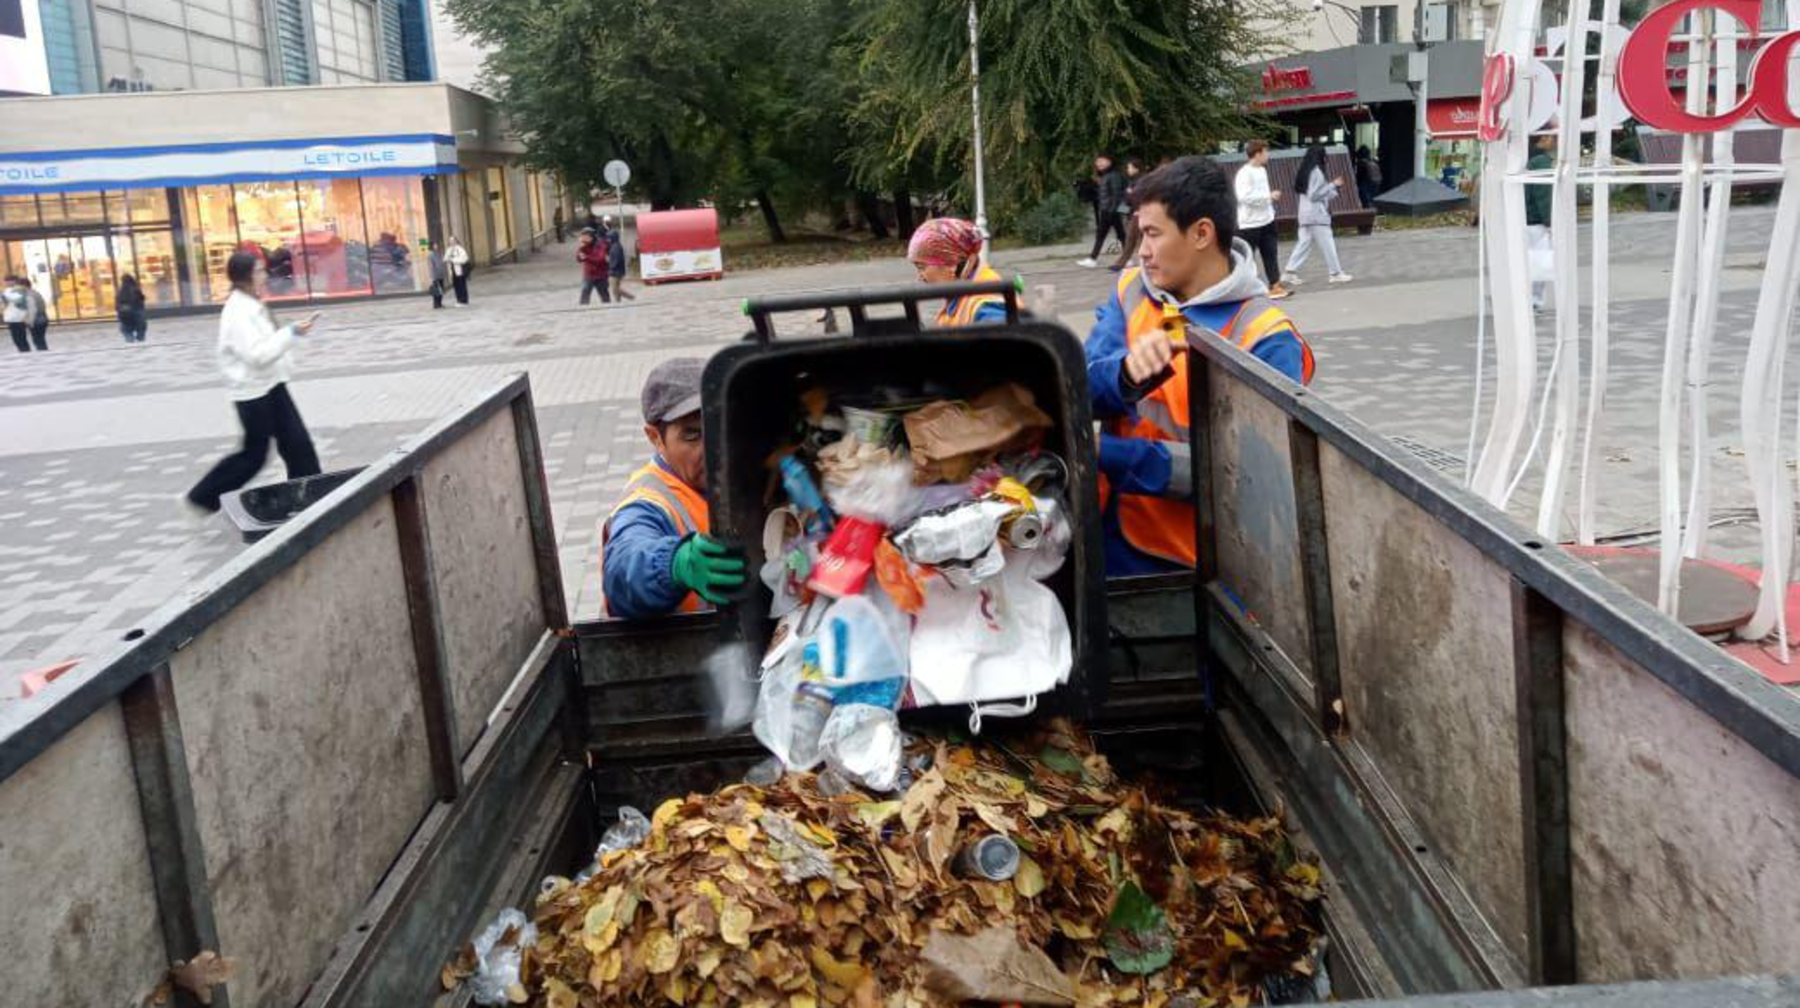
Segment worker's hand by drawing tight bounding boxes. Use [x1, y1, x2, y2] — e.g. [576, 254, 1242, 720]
[671, 533, 747, 605]
[1123, 334, 1175, 387]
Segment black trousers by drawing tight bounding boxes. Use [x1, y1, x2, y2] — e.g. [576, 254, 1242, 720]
[187, 384, 322, 512]
[28, 320, 47, 351]
[580, 278, 611, 304]
[7, 322, 26, 353]
[430, 279, 445, 308]
[1089, 210, 1127, 259]
[451, 272, 469, 304]
[1242, 223, 1282, 285]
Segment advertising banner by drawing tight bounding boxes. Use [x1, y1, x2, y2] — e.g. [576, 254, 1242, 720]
[0, 0, 52, 96]
[0, 135, 460, 194]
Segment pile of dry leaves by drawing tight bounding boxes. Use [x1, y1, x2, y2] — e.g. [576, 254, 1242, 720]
[446, 720, 1323, 1007]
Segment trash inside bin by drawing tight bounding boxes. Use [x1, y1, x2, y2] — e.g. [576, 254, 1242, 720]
[703, 317, 1106, 724]
[219, 468, 365, 543]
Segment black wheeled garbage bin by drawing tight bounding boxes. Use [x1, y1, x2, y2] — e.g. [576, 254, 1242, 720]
[708, 279, 1108, 719]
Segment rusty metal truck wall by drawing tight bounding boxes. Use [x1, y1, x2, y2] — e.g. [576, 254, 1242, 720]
[1187, 332, 1800, 992]
[0, 375, 569, 1008]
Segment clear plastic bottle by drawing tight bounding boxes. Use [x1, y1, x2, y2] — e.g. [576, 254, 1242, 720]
[789, 656, 835, 772]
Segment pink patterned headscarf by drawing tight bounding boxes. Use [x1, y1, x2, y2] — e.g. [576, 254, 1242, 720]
[906, 217, 983, 269]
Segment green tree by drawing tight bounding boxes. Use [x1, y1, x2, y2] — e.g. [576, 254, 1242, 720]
[847, 0, 1279, 223]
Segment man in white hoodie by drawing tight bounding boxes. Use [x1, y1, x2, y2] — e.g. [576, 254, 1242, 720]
[185, 251, 322, 513]
[1234, 140, 1291, 300]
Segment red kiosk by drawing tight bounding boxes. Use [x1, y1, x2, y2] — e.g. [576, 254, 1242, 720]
[635, 208, 724, 285]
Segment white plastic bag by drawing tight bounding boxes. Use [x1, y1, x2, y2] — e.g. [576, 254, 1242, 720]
[818, 595, 909, 688]
[819, 703, 903, 792]
[468, 908, 537, 1006]
[907, 560, 1070, 709]
[752, 648, 805, 768]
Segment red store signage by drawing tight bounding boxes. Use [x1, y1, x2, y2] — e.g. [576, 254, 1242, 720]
[1262, 64, 1317, 93]
[1480, 0, 1800, 136]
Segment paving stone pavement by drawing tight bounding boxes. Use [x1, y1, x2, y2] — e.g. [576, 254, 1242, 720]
[0, 206, 1791, 688]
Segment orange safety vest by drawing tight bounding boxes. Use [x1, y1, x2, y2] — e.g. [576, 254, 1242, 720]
[936, 263, 1008, 328]
[1102, 267, 1313, 567]
[600, 461, 712, 615]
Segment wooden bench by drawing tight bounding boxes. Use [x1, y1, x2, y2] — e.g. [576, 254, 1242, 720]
[1638, 127, 1785, 211]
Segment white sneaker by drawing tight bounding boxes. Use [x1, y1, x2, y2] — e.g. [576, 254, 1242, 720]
[1076, 258, 1098, 268]
[1328, 273, 1354, 284]
[1281, 273, 1304, 286]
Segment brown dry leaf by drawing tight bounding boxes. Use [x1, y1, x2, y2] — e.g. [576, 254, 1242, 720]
[810, 945, 867, 988]
[169, 951, 235, 1006]
[920, 927, 1075, 1006]
[900, 769, 946, 832]
[544, 978, 579, 1008]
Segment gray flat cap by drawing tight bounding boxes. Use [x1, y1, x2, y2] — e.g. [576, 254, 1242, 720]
[642, 357, 705, 424]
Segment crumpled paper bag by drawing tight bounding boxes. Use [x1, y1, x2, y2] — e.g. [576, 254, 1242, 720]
[904, 383, 1052, 485]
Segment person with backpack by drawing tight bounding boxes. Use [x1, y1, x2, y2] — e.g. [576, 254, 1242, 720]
[604, 216, 636, 302]
[577, 229, 613, 305]
[117, 274, 149, 343]
[1355, 145, 1383, 208]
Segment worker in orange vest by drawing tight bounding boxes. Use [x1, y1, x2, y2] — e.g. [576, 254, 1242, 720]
[601, 357, 746, 617]
[907, 217, 1009, 327]
[1085, 156, 1314, 576]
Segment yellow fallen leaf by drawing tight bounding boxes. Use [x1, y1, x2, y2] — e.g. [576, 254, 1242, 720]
[806, 822, 838, 848]
[791, 996, 818, 1008]
[806, 878, 832, 902]
[1094, 806, 1132, 838]
[726, 825, 754, 852]
[545, 979, 578, 1008]
[1223, 928, 1248, 951]
[582, 920, 620, 955]
[587, 948, 622, 987]
[697, 947, 724, 979]
[505, 982, 527, 1004]
[641, 928, 680, 974]
[667, 972, 691, 1005]
[1287, 861, 1321, 887]
[1014, 855, 1047, 898]
[618, 888, 641, 927]
[696, 879, 725, 915]
[856, 801, 900, 830]
[721, 900, 754, 947]
[1055, 914, 1097, 939]
[1025, 794, 1050, 818]
[809, 946, 866, 987]
[652, 798, 684, 833]
[584, 888, 621, 936]
[724, 861, 751, 884]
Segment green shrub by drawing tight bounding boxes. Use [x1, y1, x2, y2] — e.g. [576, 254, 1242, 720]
[1010, 191, 1090, 246]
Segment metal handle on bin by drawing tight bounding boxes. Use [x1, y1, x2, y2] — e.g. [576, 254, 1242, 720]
[741, 276, 1024, 343]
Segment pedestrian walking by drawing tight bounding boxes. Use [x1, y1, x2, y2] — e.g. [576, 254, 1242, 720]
[1110, 158, 1146, 271]
[184, 251, 323, 514]
[2, 276, 29, 353]
[1526, 134, 1556, 311]
[1077, 154, 1128, 268]
[427, 241, 448, 309]
[117, 274, 149, 343]
[1281, 144, 1353, 287]
[1354, 145, 1383, 208]
[1235, 140, 1292, 300]
[577, 230, 612, 305]
[22, 278, 49, 351]
[444, 236, 472, 305]
[605, 216, 636, 302]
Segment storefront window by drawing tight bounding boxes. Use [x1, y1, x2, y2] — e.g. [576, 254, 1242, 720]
[38, 191, 110, 227]
[296, 178, 373, 299]
[461, 172, 492, 266]
[487, 167, 514, 257]
[185, 185, 241, 304]
[0, 196, 39, 228]
[124, 231, 181, 308]
[123, 188, 171, 227]
[234, 181, 305, 301]
[361, 176, 428, 293]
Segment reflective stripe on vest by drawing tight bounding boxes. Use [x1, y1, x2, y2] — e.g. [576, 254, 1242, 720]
[599, 462, 712, 615]
[936, 264, 1007, 328]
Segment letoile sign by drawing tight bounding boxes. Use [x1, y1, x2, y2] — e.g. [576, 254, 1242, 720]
[1478, 0, 1800, 139]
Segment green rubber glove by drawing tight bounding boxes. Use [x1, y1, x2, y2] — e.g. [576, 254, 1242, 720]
[670, 533, 748, 605]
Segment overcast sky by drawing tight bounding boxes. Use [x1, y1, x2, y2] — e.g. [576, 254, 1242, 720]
[429, 0, 491, 94]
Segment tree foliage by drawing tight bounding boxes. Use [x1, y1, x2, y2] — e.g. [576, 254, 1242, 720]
[445, 0, 1276, 238]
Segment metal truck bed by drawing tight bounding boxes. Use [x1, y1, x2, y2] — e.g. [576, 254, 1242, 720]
[1, 305, 1796, 1006]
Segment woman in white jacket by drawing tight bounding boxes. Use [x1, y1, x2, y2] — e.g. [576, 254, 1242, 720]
[1282, 144, 1353, 286]
[444, 236, 472, 305]
[185, 251, 323, 512]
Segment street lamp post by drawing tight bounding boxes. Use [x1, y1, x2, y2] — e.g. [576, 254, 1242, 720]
[968, 0, 990, 260]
